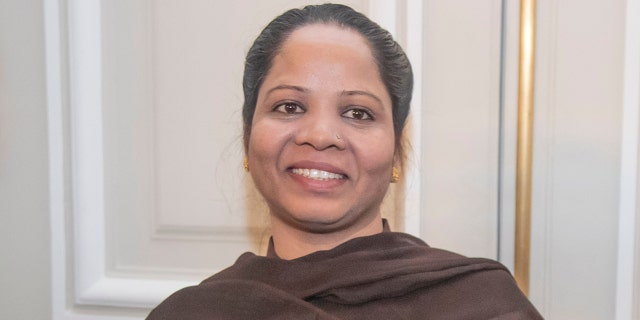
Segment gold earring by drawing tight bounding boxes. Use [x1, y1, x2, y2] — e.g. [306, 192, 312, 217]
[391, 167, 400, 183]
[243, 158, 249, 172]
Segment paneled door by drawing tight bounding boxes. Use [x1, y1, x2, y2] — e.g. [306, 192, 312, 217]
[48, 0, 507, 318]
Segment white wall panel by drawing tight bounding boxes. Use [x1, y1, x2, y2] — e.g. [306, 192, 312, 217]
[617, 0, 640, 319]
[529, 0, 625, 318]
[421, 0, 503, 259]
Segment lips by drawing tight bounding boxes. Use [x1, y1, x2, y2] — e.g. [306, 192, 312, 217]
[287, 160, 348, 184]
[291, 168, 346, 180]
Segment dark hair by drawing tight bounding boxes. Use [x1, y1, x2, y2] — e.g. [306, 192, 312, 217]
[242, 3, 413, 157]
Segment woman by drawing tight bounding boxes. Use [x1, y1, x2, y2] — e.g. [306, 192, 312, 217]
[148, 4, 542, 319]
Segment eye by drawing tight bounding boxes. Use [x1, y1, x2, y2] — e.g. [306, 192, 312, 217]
[273, 102, 304, 114]
[342, 108, 373, 120]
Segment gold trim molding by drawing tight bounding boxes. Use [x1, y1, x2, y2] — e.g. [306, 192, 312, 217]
[515, 0, 536, 296]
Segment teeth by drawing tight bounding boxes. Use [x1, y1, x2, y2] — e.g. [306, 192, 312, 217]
[292, 168, 344, 180]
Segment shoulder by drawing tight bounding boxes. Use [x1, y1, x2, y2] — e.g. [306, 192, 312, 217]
[146, 279, 338, 320]
[382, 233, 542, 318]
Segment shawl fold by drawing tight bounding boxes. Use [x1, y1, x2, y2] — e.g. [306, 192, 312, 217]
[147, 231, 543, 319]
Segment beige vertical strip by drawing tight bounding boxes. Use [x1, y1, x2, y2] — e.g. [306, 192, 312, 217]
[515, 0, 536, 296]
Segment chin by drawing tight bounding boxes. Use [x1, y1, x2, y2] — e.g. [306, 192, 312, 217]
[278, 205, 375, 234]
[291, 213, 349, 230]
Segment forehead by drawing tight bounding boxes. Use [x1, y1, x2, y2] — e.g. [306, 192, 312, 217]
[279, 23, 375, 62]
[261, 23, 389, 104]
[258, 22, 390, 106]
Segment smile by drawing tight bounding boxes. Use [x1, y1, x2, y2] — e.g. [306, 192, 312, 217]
[291, 168, 346, 180]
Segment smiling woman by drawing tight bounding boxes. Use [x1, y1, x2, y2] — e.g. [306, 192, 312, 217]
[249, 23, 396, 257]
[147, 3, 542, 319]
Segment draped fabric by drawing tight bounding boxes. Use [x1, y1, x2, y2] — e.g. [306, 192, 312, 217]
[147, 229, 543, 319]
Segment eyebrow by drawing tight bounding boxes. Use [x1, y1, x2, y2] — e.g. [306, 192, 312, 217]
[264, 84, 308, 99]
[341, 90, 383, 105]
[264, 85, 383, 105]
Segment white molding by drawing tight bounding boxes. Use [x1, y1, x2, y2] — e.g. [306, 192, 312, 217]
[45, 0, 199, 315]
[403, 0, 423, 238]
[44, 0, 68, 318]
[77, 277, 195, 309]
[45, 1, 145, 318]
[616, 0, 640, 318]
[498, 0, 519, 272]
[68, 0, 107, 304]
[68, 0, 197, 310]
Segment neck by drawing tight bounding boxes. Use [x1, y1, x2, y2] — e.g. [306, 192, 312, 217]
[269, 214, 384, 260]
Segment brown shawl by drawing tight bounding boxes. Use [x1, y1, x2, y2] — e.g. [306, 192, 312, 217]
[147, 230, 543, 319]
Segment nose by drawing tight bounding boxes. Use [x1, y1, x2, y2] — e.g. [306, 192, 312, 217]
[294, 109, 346, 151]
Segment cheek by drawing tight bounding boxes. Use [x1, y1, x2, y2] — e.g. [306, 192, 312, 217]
[355, 131, 396, 173]
[247, 121, 288, 165]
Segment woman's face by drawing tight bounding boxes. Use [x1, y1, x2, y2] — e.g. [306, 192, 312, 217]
[247, 23, 395, 234]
